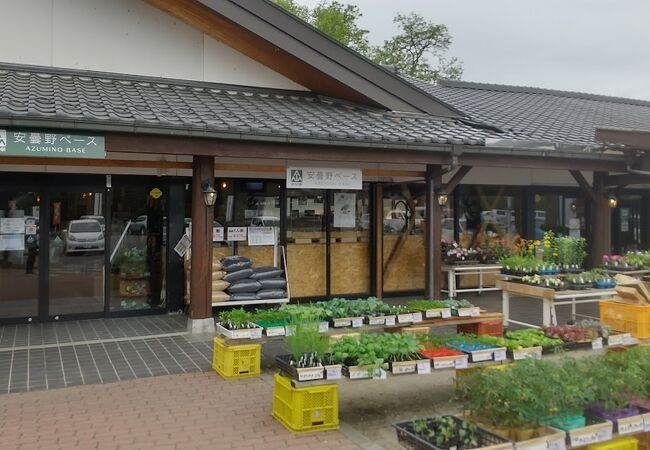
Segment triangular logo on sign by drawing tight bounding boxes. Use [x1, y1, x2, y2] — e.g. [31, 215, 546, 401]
[290, 169, 303, 183]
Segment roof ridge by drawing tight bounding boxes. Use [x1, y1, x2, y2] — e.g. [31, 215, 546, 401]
[438, 79, 650, 108]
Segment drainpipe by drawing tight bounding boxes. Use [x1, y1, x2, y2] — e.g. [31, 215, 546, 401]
[626, 164, 650, 177]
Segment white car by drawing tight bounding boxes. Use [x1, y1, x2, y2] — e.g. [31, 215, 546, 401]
[64, 219, 105, 254]
[80, 215, 106, 232]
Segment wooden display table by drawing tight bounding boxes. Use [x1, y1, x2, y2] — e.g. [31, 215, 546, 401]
[496, 279, 616, 328]
[605, 269, 650, 279]
[442, 264, 503, 298]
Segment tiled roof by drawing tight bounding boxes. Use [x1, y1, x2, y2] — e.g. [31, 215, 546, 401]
[405, 76, 650, 146]
[0, 64, 507, 148]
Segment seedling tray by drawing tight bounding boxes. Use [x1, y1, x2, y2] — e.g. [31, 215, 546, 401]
[392, 416, 512, 450]
[275, 354, 325, 382]
[216, 322, 263, 340]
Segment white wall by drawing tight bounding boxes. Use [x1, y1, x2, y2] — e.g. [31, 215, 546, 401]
[0, 0, 307, 91]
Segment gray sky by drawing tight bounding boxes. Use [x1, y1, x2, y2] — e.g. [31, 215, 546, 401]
[299, 0, 650, 100]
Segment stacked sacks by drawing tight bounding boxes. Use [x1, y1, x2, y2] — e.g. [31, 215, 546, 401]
[212, 259, 230, 302]
[222, 256, 287, 300]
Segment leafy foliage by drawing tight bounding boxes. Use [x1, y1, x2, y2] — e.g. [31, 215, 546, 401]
[285, 322, 329, 367]
[410, 416, 479, 450]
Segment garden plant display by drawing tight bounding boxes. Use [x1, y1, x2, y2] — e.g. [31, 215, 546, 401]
[276, 322, 333, 381]
[478, 329, 563, 352]
[395, 416, 482, 450]
[252, 308, 290, 329]
[542, 323, 604, 343]
[218, 308, 258, 330]
[602, 254, 640, 271]
[555, 235, 587, 271]
[624, 250, 650, 269]
[521, 274, 565, 289]
[442, 240, 483, 264]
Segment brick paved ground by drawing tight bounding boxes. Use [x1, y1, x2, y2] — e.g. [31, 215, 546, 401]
[0, 371, 359, 450]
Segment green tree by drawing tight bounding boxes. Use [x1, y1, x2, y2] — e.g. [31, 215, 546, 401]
[371, 13, 463, 82]
[274, 1, 462, 82]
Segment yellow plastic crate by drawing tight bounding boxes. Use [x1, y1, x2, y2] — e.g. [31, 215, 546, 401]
[588, 437, 638, 450]
[212, 337, 261, 379]
[600, 300, 650, 339]
[272, 374, 339, 433]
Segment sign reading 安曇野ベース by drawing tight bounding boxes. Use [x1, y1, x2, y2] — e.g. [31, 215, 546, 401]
[287, 167, 362, 190]
[0, 130, 105, 159]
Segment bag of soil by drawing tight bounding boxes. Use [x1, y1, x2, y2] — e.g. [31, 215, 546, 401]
[212, 291, 230, 302]
[211, 280, 230, 291]
[223, 260, 253, 272]
[256, 289, 286, 300]
[212, 261, 223, 271]
[250, 266, 284, 280]
[222, 255, 251, 267]
[223, 268, 254, 282]
[259, 278, 287, 289]
[227, 279, 261, 294]
[212, 270, 226, 281]
[229, 293, 257, 301]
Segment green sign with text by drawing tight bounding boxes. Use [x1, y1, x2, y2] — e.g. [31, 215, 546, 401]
[0, 130, 105, 159]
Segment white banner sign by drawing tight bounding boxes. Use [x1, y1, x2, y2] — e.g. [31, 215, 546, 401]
[0, 234, 25, 251]
[248, 227, 276, 246]
[287, 167, 362, 190]
[226, 227, 247, 242]
[333, 193, 356, 228]
[212, 227, 224, 242]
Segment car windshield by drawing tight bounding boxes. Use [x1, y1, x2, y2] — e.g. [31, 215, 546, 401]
[70, 222, 101, 233]
[81, 216, 105, 225]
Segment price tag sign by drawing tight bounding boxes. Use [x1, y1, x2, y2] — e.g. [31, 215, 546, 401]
[571, 431, 599, 447]
[368, 316, 385, 326]
[416, 360, 431, 374]
[351, 318, 363, 328]
[547, 438, 566, 450]
[454, 357, 468, 369]
[433, 359, 456, 370]
[397, 313, 413, 323]
[412, 312, 423, 323]
[284, 326, 296, 336]
[385, 316, 396, 326]
[441, 309, 452, 319]
[493, 349, 507, 362]
[457, 308, 472, 317]
[470, 307, 481, 317]
[333, 319, 352, 328]
[265, 326, 285, 337]
[515, 442, 548, 450]
[643, 413, 650, 432]
[425, 309, 441, 318]
[318, 322, 329, 333]
[325, 366, 342, 380]
[596, 427, 612, 442]
[592, 338, 603, 350]
[297, 368, 324, 381]
[618, 416, 644, 435]
[622, 333, 633, 345]
[472, 351, 493, 362]
[392, 363, 417, 375]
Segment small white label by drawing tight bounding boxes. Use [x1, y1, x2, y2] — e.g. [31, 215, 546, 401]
[348, 368, 370, 379]
[548, 438, 567, 450]
[596, 426, 612, 442]
[622, 333, 633, 344]
[318, 322, 329, 333]
[333, 319, 352, 328]
[397, 313, 413, 323]
[571, 432, 599, 447]
[434, 359, 456, 370]
[411, 312, 423, 323]
[618, 417, 644, 435]
[417, 360, 431, 374]
[515, 442, 547, 450]
[470, 307, 481, 317]
[385, 316, 396, 326]
[285, 326, 295, 336]
[372, 368, 387, 380]
[643, 413, 650, 432]
[392, 363, 417, 374]
[441, 309, 452, 319]
[454, 358, 469, 369]
[297, 368, 324, 381]
[472, 351, 493, 362]
[493, 349, 507, 361]
[368, 316, 385, 326]
[351, 318, 363, 328]
[457, 308, 472, 317]
[265, 326, 285, 337]
[592, 338, 603, 350]
[607, 334, 624, 346]
[513, 347, 543, 361]
[426, 309, 442, 318]
[325, 366, 341, 380]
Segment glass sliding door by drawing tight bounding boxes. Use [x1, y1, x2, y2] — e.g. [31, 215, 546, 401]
[0, 191, 40, 319]
[49, 191, 105, 316]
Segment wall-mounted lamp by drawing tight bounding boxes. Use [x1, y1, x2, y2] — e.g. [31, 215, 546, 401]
[202, 181, 217, 207]
[221, 181, 227, 189]
[608, 195, 618, 209]
[437, 194, 449, 206]
[570, 201, 577, 212]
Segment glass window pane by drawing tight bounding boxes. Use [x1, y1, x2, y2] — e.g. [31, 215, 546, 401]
[459, 186, 521, 248]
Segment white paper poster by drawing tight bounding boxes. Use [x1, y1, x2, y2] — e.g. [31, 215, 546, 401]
[333, 193, 356, 228]
[0, 218, 25, 234]
[248, 227, 275, 246]
[287, 167, 362, 190]
[25, 219, 37, 236]
[0, 234, 25, 251]
[226, 227, 247, 242]
[173, 234, 191, 257]
[213, 227, 224, 242]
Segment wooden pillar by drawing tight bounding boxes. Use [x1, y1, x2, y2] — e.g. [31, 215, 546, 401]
[373, 183, 384, 298]
[425, 165, 443, 299]
[590, 172, 612, 267]
[189, 155, 214, 320]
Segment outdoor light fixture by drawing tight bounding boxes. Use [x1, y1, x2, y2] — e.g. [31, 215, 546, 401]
[221, 181, 227, 189]
[202, 181, 217, 207]
[437, 194, 449, 206]
[570, 201, 577, 212]
[608, 195, 618, 209]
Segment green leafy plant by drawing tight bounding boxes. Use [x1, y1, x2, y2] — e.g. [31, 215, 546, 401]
[285, 323, 329, 368]
[252, 308, 290, 328]
[410, 416, 479, 449]
[219, 308, 256, 330]
[407, 299, 449, 311]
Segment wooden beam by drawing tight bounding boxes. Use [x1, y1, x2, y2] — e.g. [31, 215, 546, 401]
[189, 156, 214, 320]
[106, 132, 450, 165]
[425, 165, 443, 299]
[596, 128, 650, 150]
[569, 170, 598, 204]
[604, 173, 650, 186]
[460, 154, 626, 172]
[589, 172, 612, 268]
[442, 166, 472, 195]
[373, 184, 384, 299]
[0, 156, 192, 170]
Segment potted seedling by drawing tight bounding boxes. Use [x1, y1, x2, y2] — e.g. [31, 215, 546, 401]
[330, 335, 388, 379]
[418, 334, 468, 370]
[252, 308, 290, 336]
[276, 322, 331, 381]
[280, 303, 330, 333]
[383, 333, 426, 375]
[407, 299, 452, 319]
[216, 308, 263, 339]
